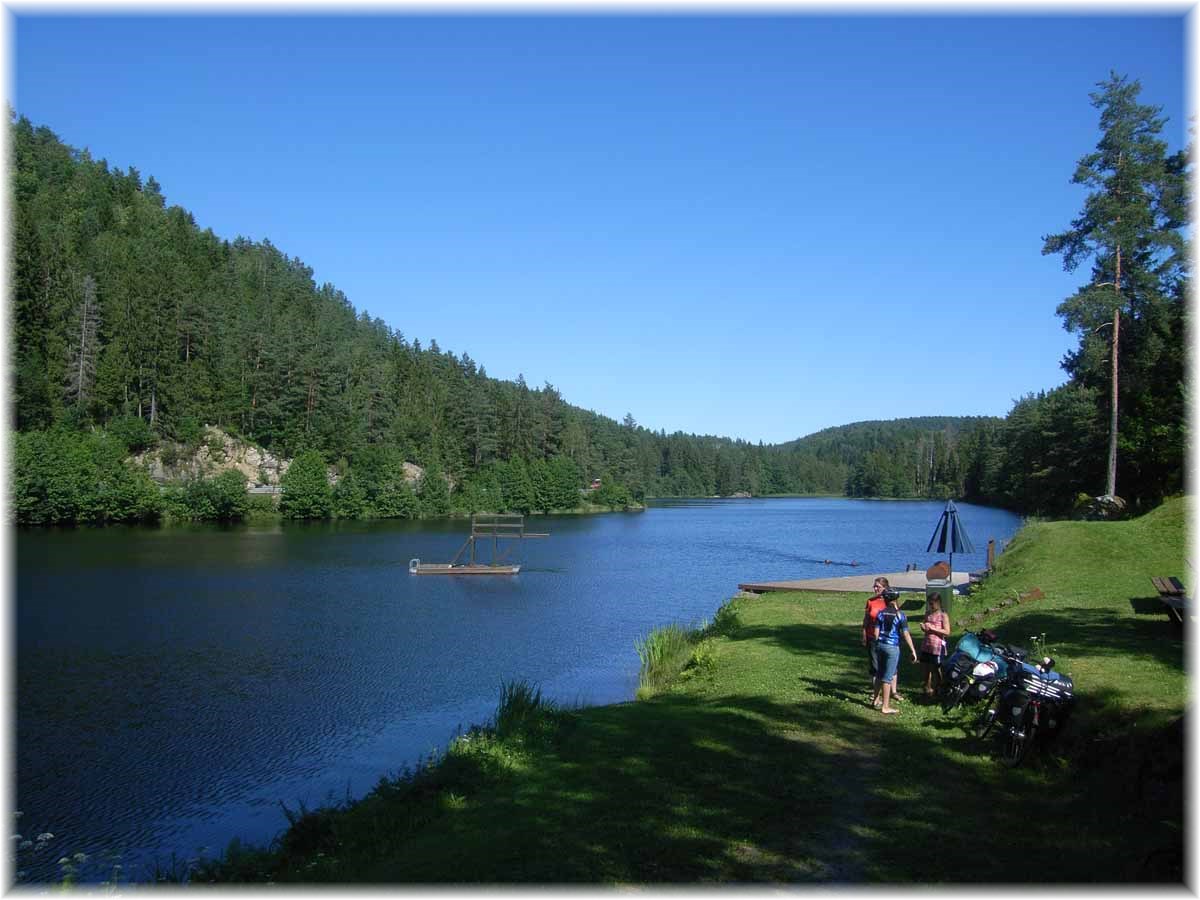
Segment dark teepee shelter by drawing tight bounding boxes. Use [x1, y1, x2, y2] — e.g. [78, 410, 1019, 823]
[926, 500, 976, 579]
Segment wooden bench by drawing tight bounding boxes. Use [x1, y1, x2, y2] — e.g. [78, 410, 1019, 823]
[1151, 576, 1190, 625]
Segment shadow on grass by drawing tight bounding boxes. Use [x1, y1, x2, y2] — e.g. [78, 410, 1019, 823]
[211, 606, 1184, 886]
[978, 604, 1184, 671]
[795, 674, 871, 705]
[336, 628, 1180, 888]
[352, 675, 1181, 883]
[1128, 594, 1173, 617]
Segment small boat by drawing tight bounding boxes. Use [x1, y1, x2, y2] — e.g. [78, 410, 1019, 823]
[408, 514, 547, 576]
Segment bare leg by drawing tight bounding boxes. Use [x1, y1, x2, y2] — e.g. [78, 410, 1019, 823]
[880, 680, 897, 714]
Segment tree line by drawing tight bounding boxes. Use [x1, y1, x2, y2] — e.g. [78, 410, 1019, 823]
[9, 73, 1188, 524]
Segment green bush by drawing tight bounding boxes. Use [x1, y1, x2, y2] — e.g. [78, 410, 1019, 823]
[179, 470, 248, 521]
[279, 451, 333, 519]
[592, 479, 634, 510]
[13, 428, 161, 525]
[173, 416, 203, 448]
[107, 416, 157, 454]
[373, 478, 420, 519]
[704, 598, 744, 637]
[333, 471, 367, 519]
[246, 493, 277, 517]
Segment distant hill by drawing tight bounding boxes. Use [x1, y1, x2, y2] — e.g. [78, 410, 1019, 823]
[775, 417, 1005, 500]
[784, 416, 1002, 461]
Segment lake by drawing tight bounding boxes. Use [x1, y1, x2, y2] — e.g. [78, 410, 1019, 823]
[14, 497, 1020, 882]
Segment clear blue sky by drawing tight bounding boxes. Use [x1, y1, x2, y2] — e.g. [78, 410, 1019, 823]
[9, 12, 1189, 444]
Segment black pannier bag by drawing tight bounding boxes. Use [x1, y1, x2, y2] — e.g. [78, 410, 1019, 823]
[1014, 664, 1076, 735]
[966, 669, 999, 701]
[1019, 668, 1074, 702]
[943, 650, 975, 682]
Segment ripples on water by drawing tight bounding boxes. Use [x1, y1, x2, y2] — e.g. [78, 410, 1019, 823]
[15, 498, 1020, 881]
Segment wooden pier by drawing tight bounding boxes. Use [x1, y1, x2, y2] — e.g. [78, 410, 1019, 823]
[738, 570, 971, 594]
[409, 514, 548, 575]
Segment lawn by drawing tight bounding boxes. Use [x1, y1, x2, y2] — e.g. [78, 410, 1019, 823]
[204, 497, 1187, 884]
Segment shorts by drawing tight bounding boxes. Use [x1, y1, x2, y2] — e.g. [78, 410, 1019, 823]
[920, 650, 945, 666]
[866, 640, 878, 676]
[874, 642, 900, 683]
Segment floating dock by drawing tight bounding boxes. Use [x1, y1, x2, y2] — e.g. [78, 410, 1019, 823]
[409, 514, 547, 576]
[738, 570, 972, 594]
[409, 561, 522, 575]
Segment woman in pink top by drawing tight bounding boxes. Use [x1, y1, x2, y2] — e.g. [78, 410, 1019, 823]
[918, 594, 951, 698]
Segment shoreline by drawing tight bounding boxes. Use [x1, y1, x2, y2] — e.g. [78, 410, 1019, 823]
[183, 499, 1184, 884]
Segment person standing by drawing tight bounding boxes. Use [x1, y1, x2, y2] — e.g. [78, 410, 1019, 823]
[919, 594, 952, 698]
[871, 589, 919, 715]
[861, 577, 903, 701]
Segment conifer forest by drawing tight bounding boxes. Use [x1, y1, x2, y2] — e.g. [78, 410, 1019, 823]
[9, 75, 1189, 525]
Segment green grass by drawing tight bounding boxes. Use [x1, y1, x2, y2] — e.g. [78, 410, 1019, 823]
[635, 624, 695, 697]
[201, 497, 1187, 884]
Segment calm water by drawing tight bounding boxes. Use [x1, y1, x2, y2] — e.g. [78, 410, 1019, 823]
[15, 497, 1020, 881]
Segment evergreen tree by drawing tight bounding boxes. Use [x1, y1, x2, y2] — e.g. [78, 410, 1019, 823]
[498, 458, 536, 514]
[418, 461, 451, 518]
[548, 456, 582, 510]
[1042, 73, 1188, 506]
[375, 476, 421, 519]
[332, 470, 368, 519]
[64, 274, 101, 412]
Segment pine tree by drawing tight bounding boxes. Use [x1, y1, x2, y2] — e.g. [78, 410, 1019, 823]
[418, 461, 451, 518]
[64, 274, 101, 410]
[1042, 73, 1188, 506]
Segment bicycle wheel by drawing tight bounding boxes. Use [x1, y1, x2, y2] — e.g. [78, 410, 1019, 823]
[941, 679, 969, 713]
[973, 706, 998, 740]
[1001, 720, 1036, 767]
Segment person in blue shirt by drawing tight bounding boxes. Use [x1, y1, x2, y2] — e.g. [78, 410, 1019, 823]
[871, 589, 919, 715]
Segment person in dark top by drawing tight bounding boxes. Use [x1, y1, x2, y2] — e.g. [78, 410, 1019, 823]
[871, 589, 919, 715]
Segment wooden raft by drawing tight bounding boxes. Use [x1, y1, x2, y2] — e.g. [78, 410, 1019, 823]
[409, 514, 547, 575]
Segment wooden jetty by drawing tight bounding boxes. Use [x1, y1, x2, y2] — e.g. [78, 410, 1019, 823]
[409, 514, 548, 575]
[738, 570, 971, 594]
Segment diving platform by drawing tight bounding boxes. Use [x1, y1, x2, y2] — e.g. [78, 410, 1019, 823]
[409, 514, 548, 575]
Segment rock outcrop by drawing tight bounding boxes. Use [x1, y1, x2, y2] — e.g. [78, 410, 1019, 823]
[135, 426, 427, 488]
[136, 426, 290, 485]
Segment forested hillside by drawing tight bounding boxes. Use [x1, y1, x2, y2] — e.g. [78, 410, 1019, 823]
[10, 112, 855, 520]
[786, 417, 994, 499]
[9, 73, 1188, 525]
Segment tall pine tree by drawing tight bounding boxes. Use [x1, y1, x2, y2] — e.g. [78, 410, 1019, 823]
[1042, 73, 1188, 509]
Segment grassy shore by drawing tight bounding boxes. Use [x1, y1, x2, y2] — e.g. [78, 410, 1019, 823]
[202, 497, 1187, 884]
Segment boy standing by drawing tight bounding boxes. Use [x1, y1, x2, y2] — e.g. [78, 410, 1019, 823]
[871, 589, 919, 715]
[862, 577, 902, 701]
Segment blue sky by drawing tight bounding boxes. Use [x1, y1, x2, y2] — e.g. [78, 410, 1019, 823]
[9, 12, 1190, 444]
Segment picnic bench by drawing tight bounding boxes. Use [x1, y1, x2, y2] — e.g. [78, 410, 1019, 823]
[1151, 576, 1191, 625]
